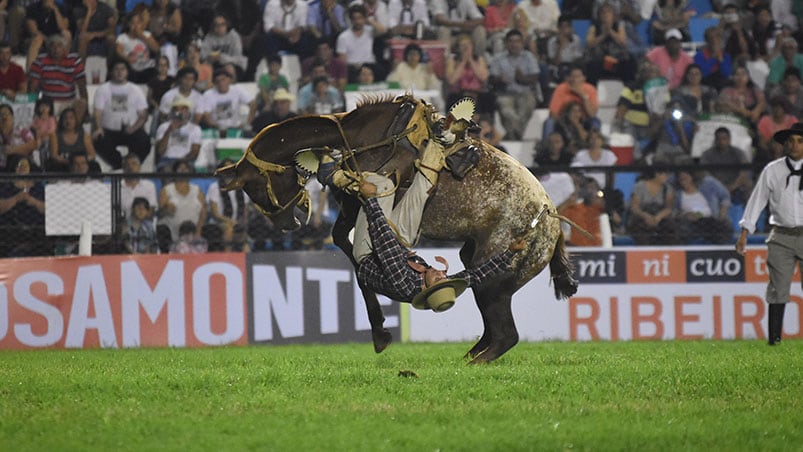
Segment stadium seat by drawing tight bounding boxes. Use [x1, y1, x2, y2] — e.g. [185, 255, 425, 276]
[280, 54, 302, 94]
[523, 108, 550, 142]
[635, 19, 651, 48]
[688, 0, 713, 15]
[613, 171, 639, 204]
[597, 80, 624, 108]
[572, 20, 591, 47]
[689, 17, 719, 44]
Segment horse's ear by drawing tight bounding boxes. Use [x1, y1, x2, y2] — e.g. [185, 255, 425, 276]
[407, 260, 428, 274]
[215, 163, 244, 191]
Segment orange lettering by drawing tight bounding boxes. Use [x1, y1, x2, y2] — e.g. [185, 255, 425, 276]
[569, 297, 600, 341]
[610, 297, 619, 341]
[674, 296, 703, 340]
[712, 296, 722, 340]
[734, 296, 764, 339]
[631, 297, 663, 340]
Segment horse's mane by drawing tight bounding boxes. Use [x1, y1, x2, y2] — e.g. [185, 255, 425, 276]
[354, 92, 417, 109]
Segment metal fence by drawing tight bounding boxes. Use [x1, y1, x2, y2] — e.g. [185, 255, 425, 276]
[0, 162, 764, 259]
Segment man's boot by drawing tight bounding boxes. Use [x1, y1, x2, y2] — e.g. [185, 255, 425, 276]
[415, 140, 445, 186]
[768, 303, 786, 346]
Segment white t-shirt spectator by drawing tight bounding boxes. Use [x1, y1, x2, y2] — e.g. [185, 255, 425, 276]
[94, 81, 149, 131]
[155, 121, 203, 160]
[387, 0, 430, 28]
[336, 25, 376, 65]
[263, 0, 309, 33]
[571, 149, 618, 188]
[121, 179, 158, 220]
[159, 87, 204, 118]
[199, 86, 252, 130]
[116, 32, 157, 72]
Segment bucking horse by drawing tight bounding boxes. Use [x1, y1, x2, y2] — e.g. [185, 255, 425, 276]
[217, 95, 577, 363]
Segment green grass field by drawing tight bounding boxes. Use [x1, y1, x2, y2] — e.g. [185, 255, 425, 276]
[1, 341, 801, 451]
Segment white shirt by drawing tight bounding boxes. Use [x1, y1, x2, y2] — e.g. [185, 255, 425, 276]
[387, 0, 430, 28]
[336, 26, 376, 65]
[431, 0, 483, 23]
[94, 82, 148, 131]
[264, 0, 309, 33]
[199, 86, 253, 130]
[740, 157, 803, 233]
[537, 171, 575, 207]
[679, 190, 712, 217]
[121, 178, 158, 220]
[155, 121, 203, 159]
[159, 87, 204, 117]
[116, 32, 156, 72]
[517, 0, 560, 35]
[571, 149, 618, 188]
[207, 181, 249, 221]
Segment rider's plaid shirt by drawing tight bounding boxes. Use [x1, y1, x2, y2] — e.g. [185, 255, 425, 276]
[356, 198, 516, 303]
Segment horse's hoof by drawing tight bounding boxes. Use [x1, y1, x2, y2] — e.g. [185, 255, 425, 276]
[373, 329, 393, 353]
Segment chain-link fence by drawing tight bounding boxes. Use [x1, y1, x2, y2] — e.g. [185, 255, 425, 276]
[0, 163, 765, 259]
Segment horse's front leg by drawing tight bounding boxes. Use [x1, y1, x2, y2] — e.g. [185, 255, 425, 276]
[332, 204, 392, 353]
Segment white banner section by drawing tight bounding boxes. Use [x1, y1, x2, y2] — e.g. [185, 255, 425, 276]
[408, 248, 802, 342]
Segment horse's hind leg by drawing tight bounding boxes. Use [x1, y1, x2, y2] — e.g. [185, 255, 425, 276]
[466, 286, 518, 364]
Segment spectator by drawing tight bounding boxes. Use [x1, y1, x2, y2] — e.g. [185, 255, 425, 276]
[125, 197, 157, 254]
[751, 6, 780, 62]
[719, 2, 757, 62]
[675, 169, 733, 244]
[299, 76, 344, 114]
[766, 67, 803, 119]
[28, 34, 89, 124]
[0, 155, 45, 257]
[307, 0, 346, 48]
[650, 0, 693, 45]
[386, 43, 441, 91]
[0, 41, 27, 99]
[197, 67, 256, 135]
[337, 5, 377, 83]
[201, 13, 247, 81]
[652, 98, 696, 165]
[431, 0, 486, 54]
[546, 15, 584, 82]
[115, 6, 160, 84]
[263, 0, 316, 60]
[444, 33, 494, 115]
[387, 0, 432, 40]
[562, 176, 606, 246]
[673, 63, 718, 116]
[301, 40, 347, 91]
[74, 0, 119, 60]
[534, 130, 574, 168]
[699, 126, 753, 204]
[159, 66, 203, 126]
[647, 28, 694, 90]
[516, 0, 560, 55]
[146, 55, 175, 133]
[475, 113, 504, 151]
[30, 96, 56, 168]
[155, 96, 202, 170]
[484, 0, 517, 55]
[91, 60, 151, 170]
[49, 108, 98, 173]
[158, 160, 207, 244]
[24, 0, 72, 70]
[767, 37, 803, 88]
[207, 159, 250, 252]
[0, 103, 37, 170]
[181, 41, 213, 92]
[571, 128, 618, 189]
[256, 54, 290, 113]
[755, 96, 798, 169]
[169, 220, 208, 254]
[627, 167, 678, 245]
[718, 64, 767, 126]
[555, 101, 591, 153]
[584, 2, 635, 84]
[694, 26, 733, 91]
[546, 65, 599, 141]
[252, 88, 298, 131]
[488, 29, 540, 140]
[149, 0, 182, 44]
[120, 152, 157, 221]
[613, 59, 662, 156]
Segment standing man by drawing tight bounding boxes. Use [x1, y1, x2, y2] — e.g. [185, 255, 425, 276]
[736, 122, 803, 345]
[28, 35, 89, 123]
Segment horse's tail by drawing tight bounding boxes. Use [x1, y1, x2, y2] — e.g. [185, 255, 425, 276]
[549, 231, 578, 300]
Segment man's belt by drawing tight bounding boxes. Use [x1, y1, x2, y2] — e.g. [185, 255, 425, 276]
[773, 226, 803, 235]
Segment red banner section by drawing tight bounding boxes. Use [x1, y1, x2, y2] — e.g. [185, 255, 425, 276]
[0, 254, 247, 350]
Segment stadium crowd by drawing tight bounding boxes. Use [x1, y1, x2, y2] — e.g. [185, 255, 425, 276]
[0, 0, 801, 257]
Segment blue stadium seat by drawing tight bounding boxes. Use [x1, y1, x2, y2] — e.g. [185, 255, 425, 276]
[613, 172, 639, 204]
[689, 17, 720, 43]
[572, 20, 592, 47]
[688, 0, 713, 15]
[635, 19, 652, 47]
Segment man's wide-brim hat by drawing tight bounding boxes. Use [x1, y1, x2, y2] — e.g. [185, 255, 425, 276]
[773, 122, 803, 144]
[411, 278, 468, 312]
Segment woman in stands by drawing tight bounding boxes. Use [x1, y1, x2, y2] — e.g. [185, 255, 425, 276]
[673, 63, 718, 116]
[181, 41, 213, 92]
[0, 155, 46, 257]
[717, 64, 767, 126]
[627, 167, 678, 245]
[445, 33, 494, 115]
[49, 108, 98, 173]
[555, 101, 590, 153]
[115, 5, 160, 84]
[583, 2, 635, 84]
[0, 104, 37, 171]
[386, 43, 442, 92]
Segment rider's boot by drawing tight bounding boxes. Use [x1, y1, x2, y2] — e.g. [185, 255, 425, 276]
[415, 140, 445, 187]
